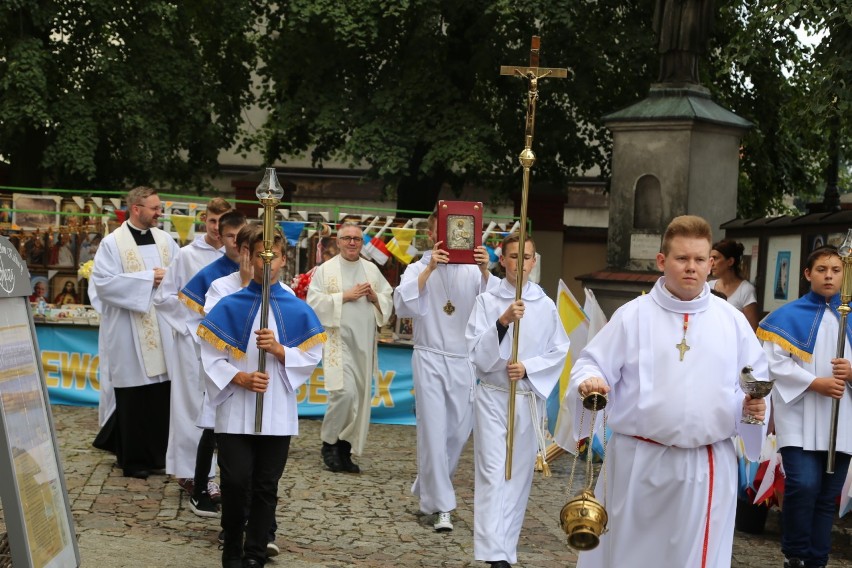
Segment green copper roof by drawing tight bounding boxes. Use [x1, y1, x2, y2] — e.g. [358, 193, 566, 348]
[604, 86, 752, 129]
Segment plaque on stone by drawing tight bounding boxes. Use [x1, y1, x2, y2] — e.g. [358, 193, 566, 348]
[630, 233, 663, 261]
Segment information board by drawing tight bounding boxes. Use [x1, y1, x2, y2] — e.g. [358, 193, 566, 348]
[0, 235, 80, 568]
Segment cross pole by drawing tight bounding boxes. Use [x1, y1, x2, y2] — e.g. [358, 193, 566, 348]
[500, 35, 569, 481]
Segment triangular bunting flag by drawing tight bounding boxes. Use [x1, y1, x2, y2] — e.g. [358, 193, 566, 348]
[279, 221, 307, 246]
[170, 214, 195, 245]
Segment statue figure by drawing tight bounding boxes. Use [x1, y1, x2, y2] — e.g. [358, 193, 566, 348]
[653, 0, 715, 84]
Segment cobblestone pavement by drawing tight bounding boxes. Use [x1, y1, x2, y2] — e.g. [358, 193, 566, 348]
[6, 404, 852, 567]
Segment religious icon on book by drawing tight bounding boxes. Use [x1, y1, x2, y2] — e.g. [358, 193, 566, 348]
[436, 200, 482, 264]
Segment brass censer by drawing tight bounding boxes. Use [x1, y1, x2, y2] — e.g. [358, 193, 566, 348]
[560, 391, 609, 550]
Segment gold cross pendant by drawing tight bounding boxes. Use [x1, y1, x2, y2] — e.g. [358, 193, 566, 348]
[443, 300, 456, 315]
[676, 338, 690, 361]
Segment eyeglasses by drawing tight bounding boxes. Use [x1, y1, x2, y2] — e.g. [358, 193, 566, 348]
[135, 204, 163, 213]
[338, 236, 363, 244]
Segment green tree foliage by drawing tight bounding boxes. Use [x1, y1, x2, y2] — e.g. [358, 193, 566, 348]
[0, 0, 260, 190]
[1, 1, 847, 216]
[711, 0, 852, 215]
[255, 1, 657, 212]
[255, 0, 849, 217]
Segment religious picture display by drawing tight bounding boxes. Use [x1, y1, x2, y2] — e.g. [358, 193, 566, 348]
[195, 205, 208, 233]
[29, 275, 49, 304]
[77, 232, 103, 265]
[411, 218, 431, 255]
[51, 275, 80, 306]
[0, 195, 12, 226]
[59, 199, 83, 228]
[48, 232, 77, 268]
[736, 236, 759, 284]
[396, 317, 414, 340]
[82, 198, 104, 229]
[24, 233, 49, 267]
[773, 251, 791, 301]
[12, 194, 60, 231]
[436, 200, 483, 264]
[763, 235, 801, 312]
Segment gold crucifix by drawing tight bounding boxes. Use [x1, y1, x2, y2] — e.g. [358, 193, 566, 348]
[676, 338, 690, 361]
[500, 36, 569, 481]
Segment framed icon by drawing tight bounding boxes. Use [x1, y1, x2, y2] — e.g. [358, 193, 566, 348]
[395, 316, 414, 340]
[436, 200, 483, 264]
[12, 194, 60, 230]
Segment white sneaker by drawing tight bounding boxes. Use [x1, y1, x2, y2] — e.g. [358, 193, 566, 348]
[434, 511, 453, 532]
[266, 541, 280, 557]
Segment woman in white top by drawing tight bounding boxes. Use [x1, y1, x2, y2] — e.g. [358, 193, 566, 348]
[710, 239, 760, 330]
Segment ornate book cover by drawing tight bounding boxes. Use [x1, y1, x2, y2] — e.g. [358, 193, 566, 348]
[436, 200, 482, 264]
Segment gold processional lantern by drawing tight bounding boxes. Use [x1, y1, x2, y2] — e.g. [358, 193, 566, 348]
[828, 228, 852, 473]
[253, 167, 285, 433]
[560, 391, 609, 551]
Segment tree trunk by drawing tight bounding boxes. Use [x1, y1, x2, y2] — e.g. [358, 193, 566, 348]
[394, 142, 445, 214]
[395, 175, 444, 215]
[8, 126, 45, 188]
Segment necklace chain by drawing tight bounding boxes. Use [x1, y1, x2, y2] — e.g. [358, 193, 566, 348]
[436, 263, 456, 315]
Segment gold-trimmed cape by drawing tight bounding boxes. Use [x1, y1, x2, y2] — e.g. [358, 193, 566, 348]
[757, 290, 848, 364]
[198, 279, 326, 360]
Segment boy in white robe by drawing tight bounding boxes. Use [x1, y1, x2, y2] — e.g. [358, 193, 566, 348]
[394, 213, 498, 532]
[569, 215, 769, 568]
[758, 245, 852, 568]
[152, 198, 232, 502]
[466, 233, 569, 567]
[199, 230, 325, 568]
[91, 186, 180, 478]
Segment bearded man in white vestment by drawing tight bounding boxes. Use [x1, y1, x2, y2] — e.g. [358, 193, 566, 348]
[152, 198, 232, 498]
[466, 234, 569, 568]
[91, 186, 180, 479]
[307, 222, 393, 473]
[569, 215, 769, 568]
[394, 213, 498, 533]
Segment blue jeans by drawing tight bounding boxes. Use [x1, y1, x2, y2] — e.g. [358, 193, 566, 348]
[780, 447, 851, 567]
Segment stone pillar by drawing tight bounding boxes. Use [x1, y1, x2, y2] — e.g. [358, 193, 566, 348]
[579, 85, 751, 317]
[605, 85, 751, 271]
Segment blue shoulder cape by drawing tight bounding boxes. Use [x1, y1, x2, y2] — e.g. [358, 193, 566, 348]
[197, 280, 326, 360]
[757, 291, 851, 363]
[179, 255, 239, 314]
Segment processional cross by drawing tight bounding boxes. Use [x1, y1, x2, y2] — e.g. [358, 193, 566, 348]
[500, 36, 569, 480]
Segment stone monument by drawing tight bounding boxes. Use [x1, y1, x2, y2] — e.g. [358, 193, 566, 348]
[579, 0, 752, 316]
